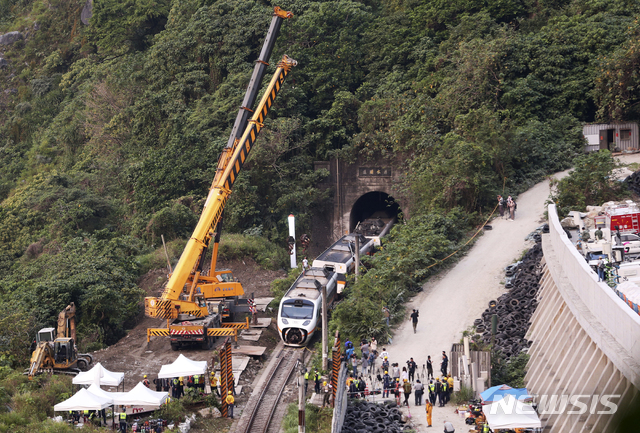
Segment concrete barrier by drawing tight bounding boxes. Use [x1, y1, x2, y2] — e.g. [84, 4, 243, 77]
[523, 204, 640, 432]
[546, 204, 640, 387]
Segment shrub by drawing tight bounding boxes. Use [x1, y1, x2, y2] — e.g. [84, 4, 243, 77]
[218, 233, 288, 270]
[451, 385, 475, 405]
[155, 398, 188, 424]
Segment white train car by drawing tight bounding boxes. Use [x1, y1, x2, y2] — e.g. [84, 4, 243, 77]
[311, 233, 376, 275]
[277, 268, 337, 346]
[277, 217, 395, 346]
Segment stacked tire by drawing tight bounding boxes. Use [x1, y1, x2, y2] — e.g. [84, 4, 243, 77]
[475, 236, 544, 358]
[625, 172, 640, 196]
[341, 401, 410, 433]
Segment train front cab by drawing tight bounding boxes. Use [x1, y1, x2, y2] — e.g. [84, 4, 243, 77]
[278, 298, 318, 346]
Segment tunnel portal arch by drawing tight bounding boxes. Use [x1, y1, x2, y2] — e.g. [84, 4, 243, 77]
[349, 191, 401, 233]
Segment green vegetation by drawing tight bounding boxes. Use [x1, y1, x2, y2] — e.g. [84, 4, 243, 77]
[451, 385, 475, 405]
[0, 368, 79, 433]
[282, 403, 332, 433]
[1, 0, 639, 380]
[549, 150, 629, 216]
[492, 352, 530, 389]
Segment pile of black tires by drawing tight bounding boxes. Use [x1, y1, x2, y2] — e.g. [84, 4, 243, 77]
[474, 234, 545, 359]
[341, 400, 412, 433]
[625, 171, 640, 196]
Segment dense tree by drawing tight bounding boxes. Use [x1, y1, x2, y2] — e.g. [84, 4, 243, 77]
[1, 0, 639, 354]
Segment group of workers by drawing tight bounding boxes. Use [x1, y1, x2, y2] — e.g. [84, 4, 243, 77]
[303, 367, 334, 408]
[67, 409, 106, 427]
[142, 373, 210, 399]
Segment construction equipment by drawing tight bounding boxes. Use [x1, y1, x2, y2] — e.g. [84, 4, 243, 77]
[144, 7, 297, 349]
[27, 303, 93, 379]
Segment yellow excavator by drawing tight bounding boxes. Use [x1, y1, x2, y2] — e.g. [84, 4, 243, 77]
[28, 303, 93, 379]
[144, 7, 297, 350]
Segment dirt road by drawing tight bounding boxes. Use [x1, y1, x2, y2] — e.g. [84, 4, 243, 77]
[386, 153, 638, 430]
[386, 174, 562, 431]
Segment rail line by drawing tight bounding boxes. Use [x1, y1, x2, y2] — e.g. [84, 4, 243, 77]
[235, 347, 301, 433]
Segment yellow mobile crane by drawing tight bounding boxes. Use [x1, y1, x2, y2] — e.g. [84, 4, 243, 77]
[145, 7, 297, 350]
[28, 303, 93, 379]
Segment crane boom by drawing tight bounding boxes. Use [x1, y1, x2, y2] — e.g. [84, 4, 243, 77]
[145, 54, 297, 319]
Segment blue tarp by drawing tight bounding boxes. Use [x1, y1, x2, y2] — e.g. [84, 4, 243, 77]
[481, 385, 532, 404]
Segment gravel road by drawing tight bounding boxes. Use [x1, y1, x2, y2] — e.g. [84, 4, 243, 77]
[384, 173, 565, 431]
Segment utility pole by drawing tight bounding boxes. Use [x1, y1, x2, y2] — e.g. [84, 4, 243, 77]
[354, 235, 360, 283]
[298, 362, 305, 433]
[322, 284, 328, 371]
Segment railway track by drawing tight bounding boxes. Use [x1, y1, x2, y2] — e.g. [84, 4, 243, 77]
[235, 347, 302, 433]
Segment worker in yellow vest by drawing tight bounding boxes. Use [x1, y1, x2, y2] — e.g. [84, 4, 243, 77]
[225, 391, 235, 419]
[304, 369, 309, 395]
[119, 410, 127, 432]
[210, 373, 220, 396]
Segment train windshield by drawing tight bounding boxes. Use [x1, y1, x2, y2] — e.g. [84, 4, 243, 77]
[281, 299, 314, 319]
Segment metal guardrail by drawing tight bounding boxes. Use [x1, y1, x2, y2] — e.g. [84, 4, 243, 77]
[331, 361, 348, 433]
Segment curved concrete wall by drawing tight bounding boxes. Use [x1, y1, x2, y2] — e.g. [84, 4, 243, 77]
[524, 204, 640, 432]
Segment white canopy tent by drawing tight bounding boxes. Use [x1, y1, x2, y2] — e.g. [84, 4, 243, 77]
[158, 354, 207, 378]
[86, 383, 124, 403]
[484, 394, 542, 430]
[72, 362, 124, 388]
[115, 382, 169, 406]
[54, 388, 112, 411]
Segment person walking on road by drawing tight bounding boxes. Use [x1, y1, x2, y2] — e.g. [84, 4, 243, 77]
[507, 196, 516, 220]
[441, 378, 449, 404]
[428, 380, 436, 405]
[425, 400, 433, 427]
[414, 379, 424, 406]
[408, 358, 417, 382]
[441, 352, 448, 377]
[383, 371, 392, 398]
[370, 336, 377, 353]
[427, 356, 434, 379]
[497, 195, 505, 218]
[402, 379, 412, 406]
[225, 391, 235, 418]
[436, 379, 445, 407]
[410, 309, 419, 333]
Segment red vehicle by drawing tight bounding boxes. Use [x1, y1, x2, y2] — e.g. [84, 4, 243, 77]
[603, 202, 640, 234]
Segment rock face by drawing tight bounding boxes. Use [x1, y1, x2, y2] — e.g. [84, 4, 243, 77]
[81, 0, 93, 26]
[0, 31, 22, 45]
[0, 57, 8, 68]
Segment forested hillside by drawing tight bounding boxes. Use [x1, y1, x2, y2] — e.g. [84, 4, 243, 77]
[1, 0, 639, 364]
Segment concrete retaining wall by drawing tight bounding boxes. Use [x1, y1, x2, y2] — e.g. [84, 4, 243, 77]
[524, 204, 640, 432]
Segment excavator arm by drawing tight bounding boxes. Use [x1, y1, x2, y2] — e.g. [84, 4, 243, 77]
[57, 302, 76, 340]
[145, 54, 298, 319]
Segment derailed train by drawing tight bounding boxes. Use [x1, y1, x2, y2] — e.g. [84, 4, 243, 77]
[277, 217, 395, 346]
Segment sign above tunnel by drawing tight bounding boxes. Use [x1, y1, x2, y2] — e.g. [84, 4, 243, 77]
[359, 167, 392, 177]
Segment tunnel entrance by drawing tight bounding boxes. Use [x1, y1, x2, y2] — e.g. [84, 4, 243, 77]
[349, 191, 401, 233]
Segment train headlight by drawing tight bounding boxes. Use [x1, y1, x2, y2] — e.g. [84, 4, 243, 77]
[281, 318, 289, 324]
[302, 320, 310, 326]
